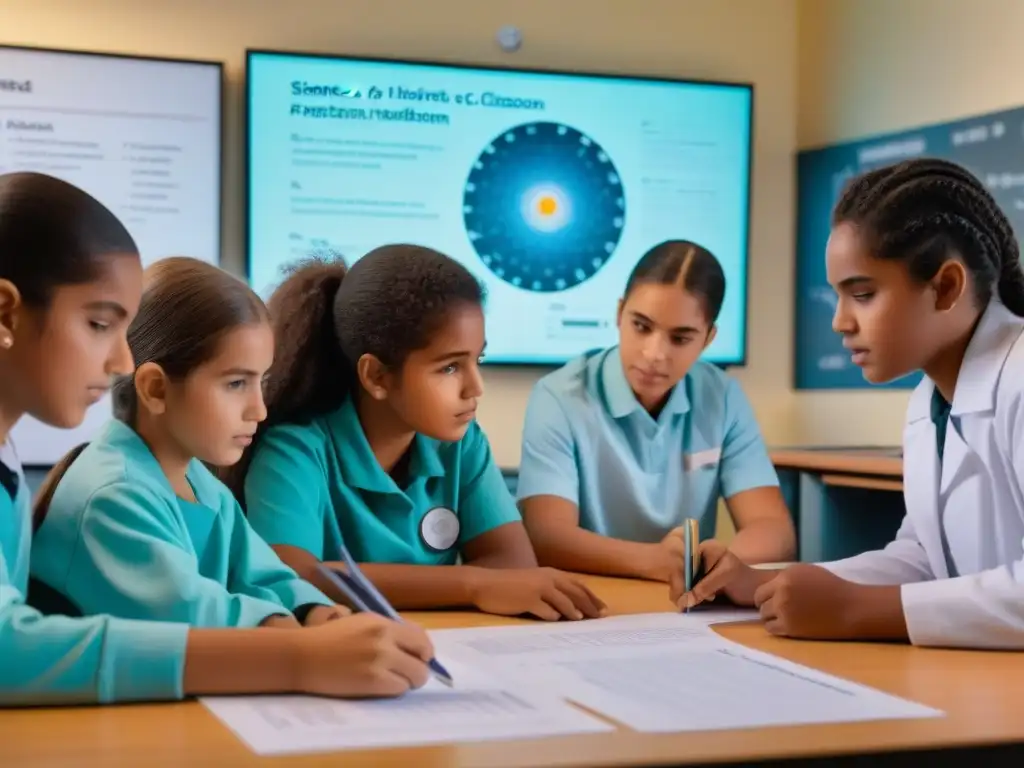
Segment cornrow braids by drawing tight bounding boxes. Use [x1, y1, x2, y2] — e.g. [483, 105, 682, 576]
[833, 158, 1024, 317]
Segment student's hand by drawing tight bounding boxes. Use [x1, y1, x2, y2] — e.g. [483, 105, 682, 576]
[302, 604, 352, 627]
[648, 526, 686, 582]
[753, 564, 862, 639]
[468, 567, 608, 621]
[260, 613, 302, 628]
[674, 540, 766, 610]
[293, 613, 433, 698]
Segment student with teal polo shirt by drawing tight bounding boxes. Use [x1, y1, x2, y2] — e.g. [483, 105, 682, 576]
[231, 246, 606, 622]
[31, 257, 347, 629]
[517, 240, 796, 592]
[0, 172, 433, 705]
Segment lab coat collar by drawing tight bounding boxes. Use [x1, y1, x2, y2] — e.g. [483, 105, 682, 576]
[907, 301, 1024, 424]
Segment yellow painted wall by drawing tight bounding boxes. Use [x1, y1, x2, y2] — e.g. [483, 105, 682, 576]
[10, 0, 1014, 536]
[1, 0, 800, 469]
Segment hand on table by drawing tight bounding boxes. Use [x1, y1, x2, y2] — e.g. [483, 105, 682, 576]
[469, 567, 608, 621]
[753, 564, 869, 640]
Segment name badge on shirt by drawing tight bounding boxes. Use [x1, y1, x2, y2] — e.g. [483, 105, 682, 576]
[683, 447, 721, 471]
[420, 506, 460, 552]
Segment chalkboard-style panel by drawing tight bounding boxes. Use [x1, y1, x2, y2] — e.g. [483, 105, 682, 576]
[795, 105, 1024, 390]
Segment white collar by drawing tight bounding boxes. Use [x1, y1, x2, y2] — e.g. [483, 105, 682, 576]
[908, 301, 1024, 423]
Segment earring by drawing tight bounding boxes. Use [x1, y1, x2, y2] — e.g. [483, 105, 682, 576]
[0, 334, 12, 349]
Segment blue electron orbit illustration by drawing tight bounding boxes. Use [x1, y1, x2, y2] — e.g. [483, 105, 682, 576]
[462, 122, 626, 293]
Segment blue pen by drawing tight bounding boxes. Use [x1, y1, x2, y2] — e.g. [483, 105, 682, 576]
[315, 556, 454, 688]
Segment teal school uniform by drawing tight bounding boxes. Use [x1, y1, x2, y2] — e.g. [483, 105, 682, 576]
[0, 441, 188, 706]
[516, 346, 780, 543]
[244, 396, 521, 565]
[30, 419, 331, 628]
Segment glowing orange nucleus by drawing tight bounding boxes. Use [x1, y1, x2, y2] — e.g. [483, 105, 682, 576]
[537, 195, 558, 216]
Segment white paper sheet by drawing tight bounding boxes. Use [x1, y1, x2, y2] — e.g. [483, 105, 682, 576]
[200, 655, 612, 756]
[431, 613, 944, 733]
[686, 606, 762, 625]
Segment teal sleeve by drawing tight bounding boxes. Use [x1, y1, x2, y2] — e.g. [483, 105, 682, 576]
[225, 501, 332, 611]
[457, 424, 522, 544]
[0, 547, 187, 706]
[719, 379, 780, 498]
[244, 428, 328, 559]
[66, 484, 291, 628]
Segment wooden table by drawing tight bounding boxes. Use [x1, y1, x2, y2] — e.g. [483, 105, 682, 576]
[4, 575, 1024, 767]
[770, 448, 906, 563]
[770, 448, 904, 492]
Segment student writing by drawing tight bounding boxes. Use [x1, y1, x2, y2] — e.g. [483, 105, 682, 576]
[31, 256, 345, 629]
[680, 158, 1024, 649]
[517, 241, 795, 585]
[230, 246, 606, 621]
[0, 172, 432, 705]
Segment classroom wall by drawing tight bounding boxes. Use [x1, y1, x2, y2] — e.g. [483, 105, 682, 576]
[794, 0, 1024, 447]
[1, 0, 800, 467]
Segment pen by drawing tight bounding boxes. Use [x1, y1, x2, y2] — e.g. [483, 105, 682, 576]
[316, 562, 454, 687]
[683, 521, 693, 614]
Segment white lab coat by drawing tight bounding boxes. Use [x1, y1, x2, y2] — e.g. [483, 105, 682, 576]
[823, 300, 1024, 649]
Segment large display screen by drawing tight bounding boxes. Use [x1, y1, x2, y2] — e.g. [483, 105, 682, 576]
[0, 45, 223, 464]
[247, 51, 753, 366]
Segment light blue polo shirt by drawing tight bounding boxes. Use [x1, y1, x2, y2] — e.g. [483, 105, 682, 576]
[517, 346, 779, 543]
[244, 396, 522, 565]
[0, 440, 188, 706]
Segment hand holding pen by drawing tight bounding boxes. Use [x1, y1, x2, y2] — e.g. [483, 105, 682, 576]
[674, 539, 766, 612]
[663, 519, 703, 612]
[291, 612, 437, 698]
[316, 553, 454, 687]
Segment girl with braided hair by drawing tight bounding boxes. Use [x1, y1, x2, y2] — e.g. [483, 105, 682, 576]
[674, 157, 1024, 649]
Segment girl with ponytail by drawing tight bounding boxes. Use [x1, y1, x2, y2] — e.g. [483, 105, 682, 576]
[231, 245, 607, 622]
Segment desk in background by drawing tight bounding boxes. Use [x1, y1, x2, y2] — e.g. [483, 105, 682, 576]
[771, 447, 905, 562]
[506, 447, 906, 564]
[4, 575, 1024, 767]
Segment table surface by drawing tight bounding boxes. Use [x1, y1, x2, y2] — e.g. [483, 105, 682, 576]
[5, 575, 1024, 767]
[770, 447, 903, 478]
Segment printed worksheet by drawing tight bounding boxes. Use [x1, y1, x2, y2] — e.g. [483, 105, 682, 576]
[430, 613, 944, 733]
[201, 655, 611, 756]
